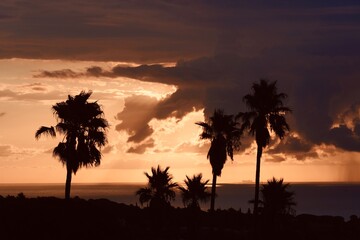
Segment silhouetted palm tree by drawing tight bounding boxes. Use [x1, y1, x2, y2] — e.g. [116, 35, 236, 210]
[239, 79, 291, 215]
[136, 165, 177, 209]
[196, 109, 241, 211]
[35, 91, 109, 199]
[260, 177, 296, 216]
[179, 174, 211, 210]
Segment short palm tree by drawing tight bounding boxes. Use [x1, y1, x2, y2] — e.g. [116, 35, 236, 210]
[239, 79, 291, 215]
[136, 165, 177, 209]
[196, 109, 241, 211]
[35, 91, 109, 199]
[260, 177, 296, 216]
[178, 174, 211, 210]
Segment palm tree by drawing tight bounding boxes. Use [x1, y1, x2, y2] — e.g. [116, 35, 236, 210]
[178, 174, 211, 210]
[260, 177, 296, 216]
[239, 79, 291, 215]
[196, 109, 241, 211]
[136, 165, 177, 209]
[35, 91, 109, 200]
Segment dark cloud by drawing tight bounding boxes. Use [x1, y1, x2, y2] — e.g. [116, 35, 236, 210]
[39, 49, 360, 155]
[268, 135, 319, 160]
[127, 138, 155, 154]
[266, 155, 286, 163]
[22, 82, 47, 92]
[26, 1, 360, 156]
[328, 125, 360, 152]
[2, 1, 360, 62]
[34, 69, 79, 78]
[115, 95, 157, 143]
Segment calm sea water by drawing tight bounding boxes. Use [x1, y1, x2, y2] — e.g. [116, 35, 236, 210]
[0, 183, 359, 218]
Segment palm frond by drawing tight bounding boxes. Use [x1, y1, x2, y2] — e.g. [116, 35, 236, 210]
[35, 126, 56, 139]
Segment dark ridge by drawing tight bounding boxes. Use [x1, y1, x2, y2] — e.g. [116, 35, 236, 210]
[0, 195, 359, 240]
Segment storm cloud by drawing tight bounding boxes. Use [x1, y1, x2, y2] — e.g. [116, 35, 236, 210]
[38, 50, 360, 156]
[22, 0, 360, 156]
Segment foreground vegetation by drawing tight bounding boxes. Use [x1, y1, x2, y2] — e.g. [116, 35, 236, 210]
[1, 195, 359, 240]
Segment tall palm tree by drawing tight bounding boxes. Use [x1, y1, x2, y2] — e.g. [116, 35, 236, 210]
[196, 109, 241, 211]
[136, 165, 177, 209]
[35, 91, 109, 200]
[178, 174, 211, 210]
[239, 79, 291, 215]
[260, 177, 296, 216]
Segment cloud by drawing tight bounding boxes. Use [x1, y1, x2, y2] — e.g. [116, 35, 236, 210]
[127, 138, 155, 154]
[175, 142, 209, 154]
[328, 125, 360, 152]
[34, 69, 79, 78]
[38, 50, 360, 156]
[0, 112, 5, 117]
[26, 1, 360, 157]
[2, 1, 360, 62]
[266, 155, 286, 163]
[115, 95, 158, 143]
[268, 134, 319, 160]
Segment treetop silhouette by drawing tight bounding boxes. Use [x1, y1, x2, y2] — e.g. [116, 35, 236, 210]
[136, 165, 177, 209]
[196, 109, 242, 211]
[35, 91, 109, 199]
[238, 79, 291, 215]
[178, 173, 211, 210]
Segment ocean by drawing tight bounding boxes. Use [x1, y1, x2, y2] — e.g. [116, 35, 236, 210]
[0, 182, 359, 219]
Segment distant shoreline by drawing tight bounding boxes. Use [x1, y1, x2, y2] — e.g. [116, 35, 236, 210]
[0, 182, 359, 219]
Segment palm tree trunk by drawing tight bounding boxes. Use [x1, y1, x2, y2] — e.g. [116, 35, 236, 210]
[253, 145, 262, 215]
[65, 166, 72, 200]
[210, 173, 217, 212]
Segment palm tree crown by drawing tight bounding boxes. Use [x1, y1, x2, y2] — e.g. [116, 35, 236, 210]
[196, 109, 241, 176]
[260, 177, 296, 216]
[240, 79, 291, 147]
[136, 165, 178, 208]
[178, 174, 211, 209]
[35, 91, 109, 199]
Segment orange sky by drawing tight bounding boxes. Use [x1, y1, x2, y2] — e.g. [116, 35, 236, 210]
[1, 59, 359, 184]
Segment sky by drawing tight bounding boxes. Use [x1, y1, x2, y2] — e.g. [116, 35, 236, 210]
[1, 0, 360, 184]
